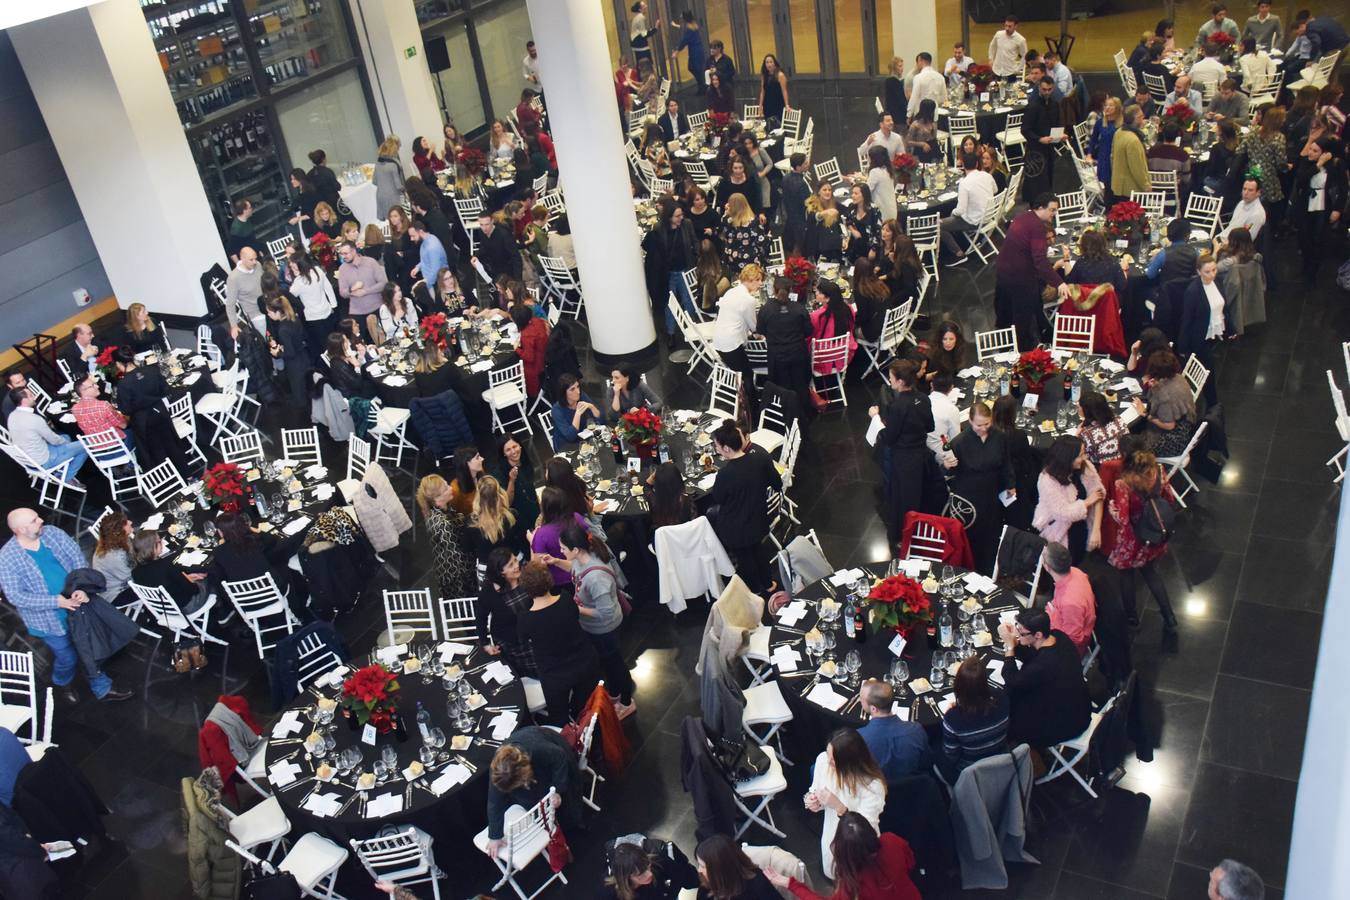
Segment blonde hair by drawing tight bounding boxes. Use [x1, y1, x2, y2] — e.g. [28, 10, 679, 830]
[340, 220, 360, 240]
[265, 296, 297, 321]
[378, 135, 402, 157]
[314, 202, 337, 224]
[724, 193, 754, 228]
[738, 263, 766, 284]
[889, 56, 904, 76]
[1103, 96, 1123, 123]
[126, 302, 156, 335]
[416, 473, 449, 518]
[363, 223, 384, 247]
[414, 343, 445, 374]
[818, 207, 841, 228]
[472, 476, 516, 544]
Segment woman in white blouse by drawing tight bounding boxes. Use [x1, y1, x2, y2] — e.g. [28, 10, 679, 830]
[489, 120, 517, 160]
[288, 247, 337, 363]
[866, 145, 898, 224]
[805, 729, 888, 879]
[375, 282, 420, 344]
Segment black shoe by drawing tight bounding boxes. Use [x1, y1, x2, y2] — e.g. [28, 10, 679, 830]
[99, 688, 134, 703]
[56, 687, 80, 706]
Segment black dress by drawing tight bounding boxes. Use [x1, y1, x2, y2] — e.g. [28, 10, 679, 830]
[999, 426, 1041, 530]
[1003, 629, 1092, 746]
[805, 213, 845, 263]
[876, 390, 936, 544]
[269, 318, 311, 409]
[517, 597, 600, 724]
[761, 73, 786, 121]
[948, 428, 1014, 574]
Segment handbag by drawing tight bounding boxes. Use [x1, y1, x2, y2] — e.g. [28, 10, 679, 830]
[1130, 482, 1176, 546]
[713, 736, 771, 783]
[575, 563, 632, 618]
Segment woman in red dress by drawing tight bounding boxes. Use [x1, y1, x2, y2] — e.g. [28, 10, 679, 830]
[1107, 446, 1178, 631]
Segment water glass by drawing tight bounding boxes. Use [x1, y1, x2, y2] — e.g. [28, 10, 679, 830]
[374, 759, 389, 782]
[419, 744, 437, 767]
[930, 661, 945, 690]
[845, 650, 862, 686]
[380, 743, 398, 773]
[822, 631, 837, 660]
[202, 520, 217, 548]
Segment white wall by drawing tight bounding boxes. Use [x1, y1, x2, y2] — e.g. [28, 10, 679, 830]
[350, 0, 443, 171]
[891, 0, 938, 72]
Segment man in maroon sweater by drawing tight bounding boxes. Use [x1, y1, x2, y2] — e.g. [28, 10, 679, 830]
[994, 192, 1066, 350]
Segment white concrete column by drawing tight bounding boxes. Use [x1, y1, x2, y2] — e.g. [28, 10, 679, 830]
[525, 0, 656, 358]
[351, 0, 443, 174]
[10, 0, 225, 320]
[892, 0, 939, 68]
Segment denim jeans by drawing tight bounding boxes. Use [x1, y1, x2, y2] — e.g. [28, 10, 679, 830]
[43, 440, 88, 481]
[41, 632, 112, 698]
[664, 271, 697, 336]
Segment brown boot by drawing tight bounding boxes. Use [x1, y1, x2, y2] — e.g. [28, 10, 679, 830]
[188, 645, 208, 670]
[173, 649, 191, 674]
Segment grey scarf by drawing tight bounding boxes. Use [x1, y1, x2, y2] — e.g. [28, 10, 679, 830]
[206, 702, 262, 764]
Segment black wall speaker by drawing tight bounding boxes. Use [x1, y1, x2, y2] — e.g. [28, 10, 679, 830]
[426, 36, 451, 73]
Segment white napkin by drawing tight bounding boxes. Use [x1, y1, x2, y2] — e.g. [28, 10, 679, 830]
[987, 659, 1006, 685]
[47, 401, 67, 413]
[438, 641, 473, 659]
[992, 350, 1020, 363]
[377, 644, 408, 666]
[999, 609, 1018, 626]
[908, 202, 928, 210]
[806, 682, 848, 711]
[939, 693, 957, 714]
[431, 764, 472, 795]
[140, 513, 165, 531]
[302, 791, 343, 817]
[776, 600, 808, 627]
[470, 361, 494, 373]
[957, 366, 983, 379]
[1099, 359, 1125, 373]
[1119, 405, 1141, 426]
[483, 660, 515, 686]
[59, 413, 77, 424]
[939, 191, 958, 202]
[490, 712, 519, 741]
[177, 550, 208, 567]
[268, 758, 303, 787]
[58, 383, 73, 395]
[304, 465, 328, 480]
[181, 373, 201, 386]
[828, 568, 867, 587]
[313, 484, 336, 501]
[282, 516, 311, 536]
[962, 572, 998, 594]
[318, 666, 350, 689]
[696, 473, 716, 491]
[272, 709, 303, 738]
[366, 792, 404, 818]
[384, 375, 408, 387]
[189, 355, 207, 366]
[770, 646, 801, 673]
[367, 364, 386, 377]
[895, 558, 930, 577]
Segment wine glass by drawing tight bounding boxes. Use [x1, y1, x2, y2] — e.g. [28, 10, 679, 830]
[323, 732, 336, 756]
[929, 657, 945, 691]
[822, 631, 837, 661]
[890, 659, 909, 687]
[844, 650, 862, 687]
[270, 494, 287, 524]
[458, 679, 474, 702]
[429, 727, 448, 763]
[380, 743, 399, 775]
[373, 758, 389, 783]
[419, 744, 437, 767]
[201, 520, 217, 548]
[954, 628, 968, 656]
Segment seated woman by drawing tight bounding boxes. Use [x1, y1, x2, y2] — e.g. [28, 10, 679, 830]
[414, 266, 472, 317]
[844, 183, 881, 262]
[996, 607, 1091, 748]
[604, 366, 659, 425]
[850, 258, 892, 346]
[550, 373, 601, 449]
[1126, 327, 1171, 378]
[805, 182, 846, 263]
[648, 461, 694, 529]
[361, 224, 386, 266]
[1131, 348, 1196, 457]
[475, 547, 536, 677]
[412, 342, 457, 398]
[119, 302, 162, 355]
[694, 835, 780, 900]
[309, 202, 342, 240]
[762, 813, 922, 900]
[1077, 389, 1129, 466]
[1057, 228, 1127, 297]
[411, 135, 445, 173]
[877, 224, 923, 304]
[939, 656, 1010, 785]
[92, 511, 137, 608]
[806, 729, 888, 881]
[374, 283, 419, 344]
[481, 719, 584, 856]
[600, 839, 699, 900]
[210, 512, 309, 621]
[131, 529, 210, 614]
[924, 320, 967, 383]
[513, 560, 601, 725]
[809, 280, 857, 376]
[416, 474, 474, 599]
[1032, 435, 1104, 564]
[322, 333, 378, 400]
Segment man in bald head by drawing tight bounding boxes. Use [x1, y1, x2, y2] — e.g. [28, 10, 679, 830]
[0, 509, 132, 704]
[63, 323, 99, 380]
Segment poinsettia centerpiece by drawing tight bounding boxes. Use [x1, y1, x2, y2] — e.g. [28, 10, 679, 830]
[867, 574, 933, 636]
[782, 256, 816, 295]
[203, 462, 247, 513]
[617, 407, 663, 450]
[419, 313, 451, 351]
[340, 663, 401, 733]
[1013, 348, 1060, 387]
[1104, 200, 1147, 241]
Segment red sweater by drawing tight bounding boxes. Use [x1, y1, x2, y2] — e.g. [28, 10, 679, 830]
[788, 834, 922, 900]
[516, 317, 550, 397]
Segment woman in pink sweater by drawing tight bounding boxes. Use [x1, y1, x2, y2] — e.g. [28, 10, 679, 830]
[1032, 435, 1103, 564]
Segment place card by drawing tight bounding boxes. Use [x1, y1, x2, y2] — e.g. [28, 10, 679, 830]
[888, 633, 907, 657]
[431, 764, 472, 795]
[1021, 392, 1039, 411]
[287, 498, 302, 512]
[806, 682, 848, 711]
[246, 468, 262, 482]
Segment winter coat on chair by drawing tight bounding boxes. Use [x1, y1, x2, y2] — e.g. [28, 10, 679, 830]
[61, 569, 138, 681]
[951, 744, 1038, 890]
[270, 620, 350, 709]
[181, 768, 241, 900]
[409, 390, 473, 461]
[352, 462, 412, 552]
[680, 716, 739, 843]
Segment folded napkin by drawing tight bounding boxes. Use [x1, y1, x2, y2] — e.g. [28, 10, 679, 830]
[1099, 359, 1125, 373]
[776, 600, 808, 627]
[770, 646, 801, 673]
[181, 373, 201, 386]
[272, 709, 303, 738]
[47, 402, 67, 413]
[470, 361, 494, 373]
[962, 572, 998, 594]
[828, 568, 866, 587]
[59, 413, 77, 424]
[438, 641, 472, 658]
[268, 758, 304, 787]
[303, 464, 328, 479]
[806, 682, 848, 712]
[313, 484, 336, 501]
[1119, 406, 1141, 426]
[384, 375, 408, 387]
[483, 660, 515, 686]
[995, 106, 1011, 113]
[939, 191, 958, 202]
[490, 712, 519, 741]
[367, 364, 386, 377]
[282, 516, 311, 536]
[366, 792, 404, 818]
[895, 558, 930, 577]
[377, 644, 409, 666]
[140, 513, 165, 531]
[992, 350, 1020, 363]
[318, 666, 350, 689]
[58, 383, 73, 395]
[998, 609, 1018, 626]
[302, 791, 344, 818]
[987, 659, 1005, 685]
[957, 366, 983, 379]
[431, 764, 473, 795]
[176, 550, 208, 567]
[188, 355, 207, 366]
[908, 201, 928, 210]
[696, 473, 716, 491]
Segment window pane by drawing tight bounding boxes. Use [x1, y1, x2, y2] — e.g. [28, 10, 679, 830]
[834, 0, 864, 73]
[274, 70, 376, 175]
[705, 1, 733, 71]
[250, 0, 354, 90]
[473, 0, 534, 124]
[145, 0, 256, 125]
[875, 0, 892, 64]
[430, 24, 486, 134]
[747, 0, 776, 71]
[790, 0, 820, 74]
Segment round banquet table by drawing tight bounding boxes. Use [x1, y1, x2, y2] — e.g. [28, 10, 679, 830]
[263, 647, 527, 890]
[49, 348, 215, 438]
[367, 316, 518, 410]
[832, 169, 962, 230]
[936, 96, 1029, 147]
[953, 350, 1145, 451]
[768, 560, 1021, 748]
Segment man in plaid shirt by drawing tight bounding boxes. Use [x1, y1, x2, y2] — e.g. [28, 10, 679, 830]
[0, 509, 132, 704]
[69, 376, 134, 450]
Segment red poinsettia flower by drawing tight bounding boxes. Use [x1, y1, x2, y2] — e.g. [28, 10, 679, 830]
[457, 146, 487, 176]
[1208, 31, 1235, 47]
[1014, 348, 1060, 384]
[419, 313, 451, 350]
[867, 575, 933, 631]
[892, 153, 920, 176]
[782, 256, 816, 294]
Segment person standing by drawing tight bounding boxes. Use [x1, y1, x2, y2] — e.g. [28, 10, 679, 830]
[1021, 77, 1068, 201]
[708, 420, 782, 592]
[858, 113, 906, 162]
[306, 149, 341, 211]
[995, 193, 1064, 350]
[780, 152, 812, 255]
[670, 12, 705, 92]
[1108, 448, 1178, 630]
[988, 16, 1028, 81]
[759, 54, 790, 122]
[712, 263, 764, 392]
[0, 510, 133, 704]
[629, 1, 660, 71]
[869, 360, 936, 547]
[515, 560, 601, 725]
[943, 402, 1014, 574]
[907, 53, 947, 112]
[559, 521, 636, 719]
[336, 240, 387, 340]
[521, 40, 542, 92]
[1112, 104, 1152, 201]
[224, 246, 262, 331]
[1242, 1, 1281, 49]
[755, 280, 813, 404]
[705, 39, 736, 92]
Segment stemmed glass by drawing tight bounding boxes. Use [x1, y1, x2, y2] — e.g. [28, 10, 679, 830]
[429, 727, 448, 763]
[822, 631, 837, 662]
[889, 659, 909, 688]
[380, 743, 399, 777]
[930, 654, 946, 690]
[270, 493, 287, 524]
[844, 650, 862, 688]
[201, 520, 217, 549]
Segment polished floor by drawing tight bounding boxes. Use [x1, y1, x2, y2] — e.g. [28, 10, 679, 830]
[6, 85, 1342, 900]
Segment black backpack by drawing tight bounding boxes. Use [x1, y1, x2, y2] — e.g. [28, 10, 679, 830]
[1131, 482, 1176, 546]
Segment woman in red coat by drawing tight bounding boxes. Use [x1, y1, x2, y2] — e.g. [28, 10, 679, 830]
[512, 303, 550, 399]
[763, 812, 921, 900]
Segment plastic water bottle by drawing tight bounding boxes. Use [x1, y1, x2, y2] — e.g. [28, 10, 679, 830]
[939, 612, 954, 647]
[415, 701, 431, 741]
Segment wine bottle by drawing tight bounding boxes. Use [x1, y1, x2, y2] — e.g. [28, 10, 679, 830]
[1062, 370, 1073, 402]
[393, 712, 409, 743]
[854, 603, 867, 643]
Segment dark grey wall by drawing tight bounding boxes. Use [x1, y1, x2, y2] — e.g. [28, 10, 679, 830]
[0, 30, 112, 350]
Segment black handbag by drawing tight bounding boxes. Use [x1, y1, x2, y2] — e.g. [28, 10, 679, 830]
[714, 737, 770, 784]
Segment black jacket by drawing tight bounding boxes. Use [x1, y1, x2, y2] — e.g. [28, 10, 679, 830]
[1021, 93, 1063, 146]
[326, 359, 378, 400]
[878, 773, 957, 887]
[409, 390, 474, 460]
[270, 619, 350, 708]
[1003, 629, 1092, 746]
[755, 299, 812, 361]
[1177, 277, 1217, 357]
[61, 569, 138, 678]
[658, 111, 691, 143]
[679, 717, 737, 843]
[308, 165, 341, 211]
[475, 225, 521, 281]
[11, 748, 108, 843]
[709, 447, 782, 549]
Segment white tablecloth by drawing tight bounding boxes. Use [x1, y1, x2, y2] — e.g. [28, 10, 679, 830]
[339, 180, 378, 226]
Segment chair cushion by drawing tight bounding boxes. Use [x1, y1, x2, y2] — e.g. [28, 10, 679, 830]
[171, 420, 193, 440]
[472, 804, 552, 870]
[0, 705, 32, 734]
[195, 393, 232, 414]
[482, 384, 526, 408]
[229, 796, 291, 848]
[371, 407, 410, 435]
[749, 429, 784, 454]
[742, 681, 792, 723]
[734, 751, 787, 797]
[279, 832, 348, 889]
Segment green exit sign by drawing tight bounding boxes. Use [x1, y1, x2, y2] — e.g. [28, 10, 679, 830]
[405, 46, 417, 58]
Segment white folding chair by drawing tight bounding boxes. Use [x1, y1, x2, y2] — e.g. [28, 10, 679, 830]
[997, 110, 1025, 149]
[294, 630, 346, 690]
[1289, 49, 1342, 91]
[908, 212, 941, 282]
[742, 103, 762, 120]
[732, 746, 788, 839]
[196, 325, 224, 370]
[56, 358, 76, 389]
[217, 795, 291, 863]
[280, 427, 321, 466]
[681, 269, 705, 321]
[810, 335, 850, 408]
[138, 458, 188, 507]
[0, 652, 38, 744]
[781, 108, 802, 139]
[963, 194, 1005, 264]
[1055, 190, 1088, 228]
[1245, 72, 1282, 108]
[683, 159, 712, 189]
[1, 443, 88, 529]
[77, 428, 141, 505]
[1149, 169, 1180, 213]
[991, 524, 1046, 603]
[1327, 370, 1349, 483]
[1052, 314, 1095, 354]
[1036, 694, 1116, 798]
[1183, 355, 1210, 401]
[366, 397, 416, 470]
[337, 436, 371, 504]
[472, 788, 569, 900]
[1184, 193, 1222, 240]
[742, 679, 794, 764]
[1072, 120, 1093, 161]
[905, 519, 947, 562]
[196, 381, 253, 446]
[538, 256, 584, 320]
[1131, 191, 1166, 218]
[745, 337, 770, 387]
[24, 380, 53, 415]
[218, 430, 265, 465]
[670, 298, 716, 376]
[454, 197, 485, 255]
[383, 589, 438, 645]
[856, 301, 909, 380]
[131, 581, 226, 648]
[222, 574, 301, 659]
[975, 327, 1017, 360]
[813, 157, 842, 186]
[535, 412, 554, 451]
[481, 362, 533, 437]
[748, 396, 788, 455]
[767, 236, 785, 270]
[687, 110, 709, 129]
[539, 189, 566, 219]
[947, 112, 978, 164]
[163, 393, 209, 470]
[1158, 421, 1209, 508]
[266, 236, 292, 267]
[708, 364, 742, 421]
[437, 596, 477, 642]
[1142, 70, 1168, 104]
[350, 827, 443, 900]
[227, 834, 349, 900]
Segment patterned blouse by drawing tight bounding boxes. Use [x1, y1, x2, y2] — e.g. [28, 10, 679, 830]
[1079, 418, 1129, 466]
[425, 506, 474, 597]
[717, 221, 769, 272]
[1240, 131, 1287, 202]
[846, 207, 881, 261]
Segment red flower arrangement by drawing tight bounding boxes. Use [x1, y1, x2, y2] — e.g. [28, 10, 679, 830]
[1105, 200, 1147, 241]
[456, 146, 487, 177]
[964, 63, 996, 91]
[203, 462, 247, 512]
[1206, 31, 1235, 47]
[340, 663, 401, 732]
[892, 152, 920, 181]
[95, 345, 120, 381]
[1162, 101, 1197, 131]
[867, 574, 933, 634]
[419, 313, 451, 351]
[307, 231, 338, 273]
[1013, 348, 1060, 386]
[782, 256, 816, 295]
[617, 407, 663, 448]
[704, 110, 732, 138]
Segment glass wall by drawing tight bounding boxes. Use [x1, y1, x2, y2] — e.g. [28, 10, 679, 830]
[473, 0, 534, 123]
[431, 23, 487, 134]
[747, 0, 776, 71]
[420, 0, 537, 136]
[274, 69, 376, 171]
[832, 0, 865, 72]
[789, 0, 820, 74]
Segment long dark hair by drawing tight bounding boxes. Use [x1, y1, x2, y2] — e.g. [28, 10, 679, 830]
[1043, 435, 1085, 486]
[290, 245, 320, 282]
[558, 519, 611, 562]
[867, 143, 893, 175]
[695, 835, 759, 900]
[991, 394, 1020, 433]
[649, 462, 688, 528]
[214, 512, 257, 551]
[953, 655, 998, 716]
[451, 446, 480, 494]
[830, 813, 888, 900]
[538, 485, 571, 526]
[815, 279, 853, 338]
[827, 728, 886, 796]
[545, 458, 590, 518]
[1078, 390, 1116, 428]
[483, 546, 517, 596]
